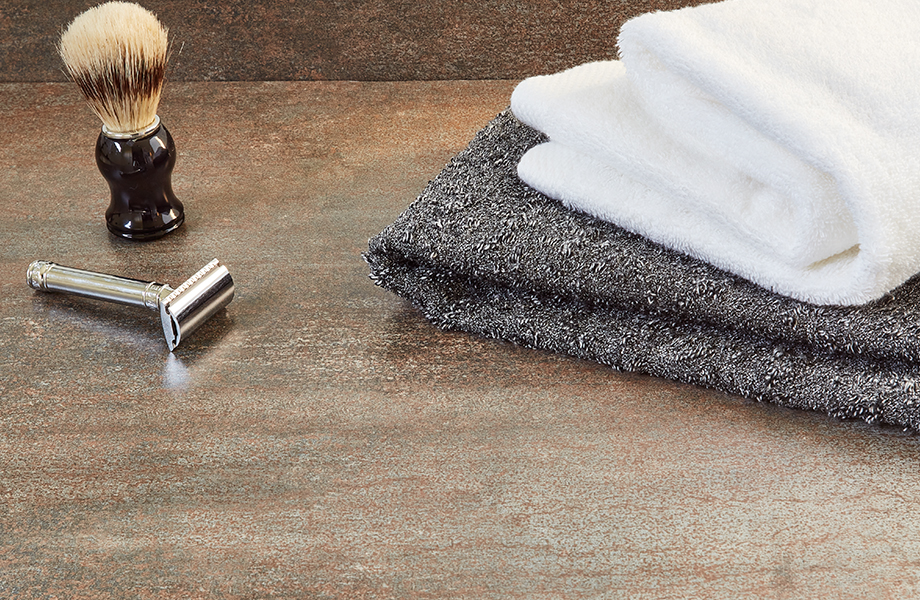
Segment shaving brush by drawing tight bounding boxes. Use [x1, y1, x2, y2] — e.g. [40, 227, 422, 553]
[60, 2, 184, 240]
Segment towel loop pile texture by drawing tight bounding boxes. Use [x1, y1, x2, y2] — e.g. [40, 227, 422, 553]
[366, 111, 920, 431]
[511, 0, 920, 305]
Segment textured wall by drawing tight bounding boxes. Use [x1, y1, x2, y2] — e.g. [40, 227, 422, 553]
[2, 0, 715, 82]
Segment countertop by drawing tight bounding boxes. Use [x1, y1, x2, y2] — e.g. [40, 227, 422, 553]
[2, 80, 920, 599]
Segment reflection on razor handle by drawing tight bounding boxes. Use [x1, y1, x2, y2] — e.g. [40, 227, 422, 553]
[27, 259, 234, 351]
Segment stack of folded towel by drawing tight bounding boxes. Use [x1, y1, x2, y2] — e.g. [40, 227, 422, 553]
[366, 0, 920, 429]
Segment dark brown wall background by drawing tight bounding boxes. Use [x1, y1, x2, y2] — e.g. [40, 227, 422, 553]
[1, 0, 714, 82]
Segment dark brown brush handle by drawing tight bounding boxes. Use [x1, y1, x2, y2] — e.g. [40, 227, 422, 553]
[95, 118, 185, 240]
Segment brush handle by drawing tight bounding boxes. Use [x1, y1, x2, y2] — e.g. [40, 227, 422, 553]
[96, 120, 185, 241]
[26, 260, 172, 310]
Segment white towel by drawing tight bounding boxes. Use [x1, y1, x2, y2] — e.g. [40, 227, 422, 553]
[511, 0, 920, 305]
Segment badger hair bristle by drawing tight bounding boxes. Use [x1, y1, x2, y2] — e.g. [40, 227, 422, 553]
[59, 1, 169, 135]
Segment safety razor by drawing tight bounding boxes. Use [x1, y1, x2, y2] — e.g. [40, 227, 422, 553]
[27, 259, 234, 351]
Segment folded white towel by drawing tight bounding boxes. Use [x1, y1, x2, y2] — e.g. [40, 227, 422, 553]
[511, 0, 920, 305]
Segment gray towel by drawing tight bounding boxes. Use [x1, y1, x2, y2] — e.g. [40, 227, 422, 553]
[365, 110, 920, 431]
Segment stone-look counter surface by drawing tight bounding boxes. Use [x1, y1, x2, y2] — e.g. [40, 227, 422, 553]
[1, 0, 718, 82]
[2, 81, 920, 598]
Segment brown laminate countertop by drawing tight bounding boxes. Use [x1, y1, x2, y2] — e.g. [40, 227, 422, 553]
[2, 81, 920, 599]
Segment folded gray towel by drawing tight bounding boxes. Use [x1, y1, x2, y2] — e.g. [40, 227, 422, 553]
[365, 110, 920, 430]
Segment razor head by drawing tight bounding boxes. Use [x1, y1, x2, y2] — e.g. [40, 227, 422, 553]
[159, 259, 234, 351]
